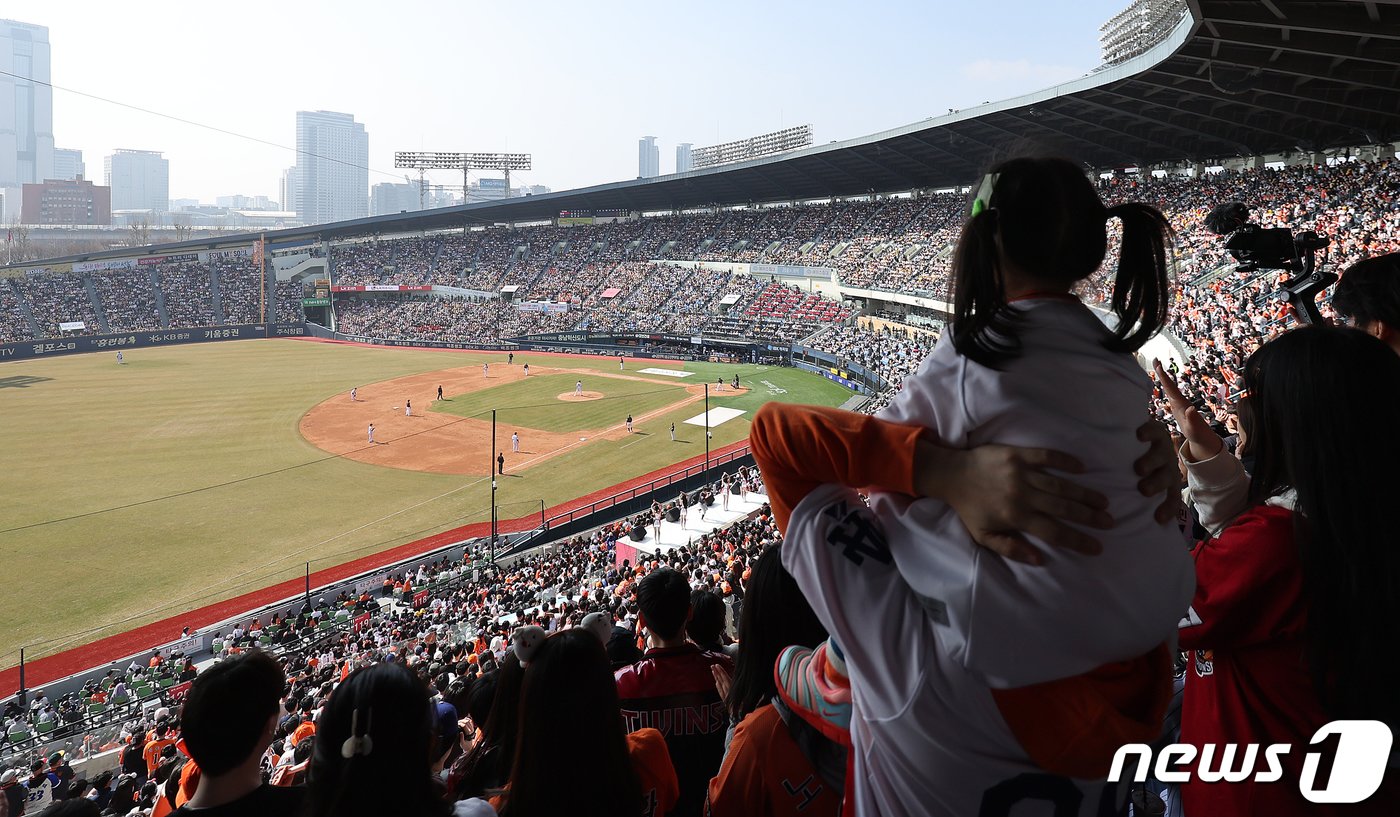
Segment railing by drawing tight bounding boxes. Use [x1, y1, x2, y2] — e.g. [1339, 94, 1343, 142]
[538, 444, 751, 531]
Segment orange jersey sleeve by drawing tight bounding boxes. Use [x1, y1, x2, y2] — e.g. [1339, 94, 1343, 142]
[628, 728, 679, 817]
[707, 705, 840, 817]
[749, 402, 926, 532]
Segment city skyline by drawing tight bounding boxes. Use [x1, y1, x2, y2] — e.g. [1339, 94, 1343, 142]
[1, 1, 1121, 206]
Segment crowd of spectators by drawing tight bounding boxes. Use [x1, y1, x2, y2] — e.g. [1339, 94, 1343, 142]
[12, 271, 105, 338]
[155, 265, 215, 330]
[0, 253, 272, 343]
[1, 279, 39, 342]
[211, 253, 264, 326]
[1, 479, 787, 816]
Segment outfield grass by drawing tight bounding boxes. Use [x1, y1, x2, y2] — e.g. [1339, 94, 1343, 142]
[0, 342, 852, 667]
[432, 372, 691, 432]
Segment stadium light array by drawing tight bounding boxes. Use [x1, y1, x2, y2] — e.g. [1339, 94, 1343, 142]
[692, 125, 814, 170]
[1099, 0, 1188, 66]
[394, 151, 534, 207]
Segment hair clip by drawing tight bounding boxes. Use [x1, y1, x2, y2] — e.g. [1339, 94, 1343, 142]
[511, 626, 547, 666]
[970, 171, 1000, 218]
[340, 707, 373, 759]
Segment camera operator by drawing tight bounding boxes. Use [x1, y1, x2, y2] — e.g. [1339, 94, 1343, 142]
[1331, 252, 1400, 357]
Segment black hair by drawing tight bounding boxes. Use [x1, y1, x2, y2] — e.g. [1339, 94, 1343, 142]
[635, 567, 691, 641]
[1242, 326, 1400, 730]
[305, 662, 449, 817]
[38, 797, 100, 817]
[1331, 251, 1400, 330]
[497, 629, 641, 817]
[727, 545, 828, 721]
[950, 156, 1172, 368]
[453, 654, 523, 801]
[686, 589, 727, 652]
[180, 650, 284, 777]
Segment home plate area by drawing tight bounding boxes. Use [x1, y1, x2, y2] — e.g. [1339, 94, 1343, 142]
[636, 367, 694, 378]
[683, 407, 746, 427]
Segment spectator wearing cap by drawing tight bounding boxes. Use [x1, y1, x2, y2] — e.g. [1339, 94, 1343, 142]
[173, 651, 303, 817]
[615, 568, 733, 817]
[2, 769, 24, 817]
[47, 754, 74, 800]
[24, 761, 54, 814]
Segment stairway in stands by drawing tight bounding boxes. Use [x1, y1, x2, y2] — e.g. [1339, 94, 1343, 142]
[82, 275, 112, 334]
[8, 279, 45, 338]
[209, 265, 226, 324]
[149, 267, 171, 328]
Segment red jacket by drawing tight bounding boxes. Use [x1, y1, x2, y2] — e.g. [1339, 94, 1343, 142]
[616, 644, 734, 817]
[1180, 504, 1398, 816]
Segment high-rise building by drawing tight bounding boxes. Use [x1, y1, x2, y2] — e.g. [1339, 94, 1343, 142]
[638, 136, 659, 178]
[279, 166, 297, 213]
[52, 148, 84, 181]
[676, 143, 693, 174]
[104, 149, 169, 212]
[370, 182, 422, 216]
[20, 177, 110, 225]
[0, 19, 55, 222]
[294, 111, 369, 225]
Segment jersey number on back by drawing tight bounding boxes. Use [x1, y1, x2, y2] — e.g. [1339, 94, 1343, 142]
[821, 500, 892, 567]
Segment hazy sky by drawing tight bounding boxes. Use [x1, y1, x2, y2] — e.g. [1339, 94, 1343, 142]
[7, 0, 1126, 203]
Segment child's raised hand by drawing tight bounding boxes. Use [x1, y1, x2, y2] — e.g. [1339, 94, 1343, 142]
[916, 441, 1111, 566]
[1151, 359, 1223, 463]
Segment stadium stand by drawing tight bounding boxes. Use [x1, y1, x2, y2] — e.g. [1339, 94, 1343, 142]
[5, 1, 1400, 810]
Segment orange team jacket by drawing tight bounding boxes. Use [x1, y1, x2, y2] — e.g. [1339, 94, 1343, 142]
[706, 704, 841, 817]
[290, 720, 316, 746]
[748, 403, 1170, 780]
[144, 737, 178, 775]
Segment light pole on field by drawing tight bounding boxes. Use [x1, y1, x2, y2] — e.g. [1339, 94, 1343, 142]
[490, 409, 498, 563]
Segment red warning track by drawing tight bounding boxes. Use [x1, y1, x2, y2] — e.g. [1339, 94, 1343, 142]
[0, 439, 750, 691]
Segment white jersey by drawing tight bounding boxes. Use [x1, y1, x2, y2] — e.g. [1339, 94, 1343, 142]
[874, 298, 1193, 687]
[783, 484, 1133, 817]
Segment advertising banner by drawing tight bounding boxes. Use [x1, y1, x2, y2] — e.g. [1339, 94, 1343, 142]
[0, 323, 308, 362]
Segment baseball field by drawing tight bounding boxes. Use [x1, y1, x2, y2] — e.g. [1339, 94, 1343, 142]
[0, 338, 853, 670]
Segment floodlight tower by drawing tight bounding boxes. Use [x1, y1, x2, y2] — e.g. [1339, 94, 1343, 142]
[394, 151, 533, 204]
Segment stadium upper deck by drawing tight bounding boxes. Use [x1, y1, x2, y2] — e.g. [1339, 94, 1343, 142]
[5, 0, 1398, 271]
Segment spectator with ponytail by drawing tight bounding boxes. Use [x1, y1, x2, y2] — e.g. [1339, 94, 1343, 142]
[750, 155, 1192, 815]
[707, 545, 838, 817]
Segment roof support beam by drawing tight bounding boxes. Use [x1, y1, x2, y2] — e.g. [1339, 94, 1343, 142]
[977, 114, 1142, 167]
[1207, 6, 1400, 40]
[1175, 52, 1400, 93]
[1129, 74, 1384, 128]
[1073, 91, 1259, 155]
[1149, 66, 1392, 117]
[844, 147, 924, 189]
[1014, 108, 1186, 159]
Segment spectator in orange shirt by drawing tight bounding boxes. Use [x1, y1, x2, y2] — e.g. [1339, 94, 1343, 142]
[144, 723, 178, 776]
[707, 546, 838, 817]
[289, 714, 315, 748]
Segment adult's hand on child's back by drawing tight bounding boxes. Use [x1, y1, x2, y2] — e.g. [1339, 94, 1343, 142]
[916, 441, 1111, 566]
[1135, 418, 1185, 524]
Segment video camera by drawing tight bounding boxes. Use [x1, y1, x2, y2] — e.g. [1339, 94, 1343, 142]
[1204, 201, 1336, 325]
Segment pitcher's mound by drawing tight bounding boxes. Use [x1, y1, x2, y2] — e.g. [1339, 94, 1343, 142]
[558, 391, 604, 402]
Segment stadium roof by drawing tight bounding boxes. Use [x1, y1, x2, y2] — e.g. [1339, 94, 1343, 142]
[11, 0, 1400, 267]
